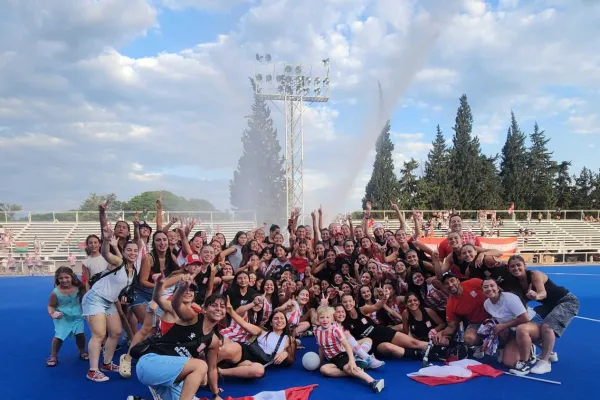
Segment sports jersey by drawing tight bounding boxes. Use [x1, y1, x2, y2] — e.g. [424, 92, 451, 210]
[315, 324, 346, 360]
[146, 314, 214, 358]
[446, 279, 489, 324]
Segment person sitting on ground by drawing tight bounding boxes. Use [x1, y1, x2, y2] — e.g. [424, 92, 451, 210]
[433, 273, 489, 357]
[315, 306, 384, 394]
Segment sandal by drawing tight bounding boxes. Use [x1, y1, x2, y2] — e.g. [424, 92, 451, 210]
[46, 356, 58, 367]
[119, 354, 132, 379]
[79, 352, 89, 361]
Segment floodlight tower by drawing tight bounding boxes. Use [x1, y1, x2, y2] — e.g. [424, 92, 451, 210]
[254, 54, 331, 221]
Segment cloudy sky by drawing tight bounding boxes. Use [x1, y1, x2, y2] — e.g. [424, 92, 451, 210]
[1, 0, 599, 217]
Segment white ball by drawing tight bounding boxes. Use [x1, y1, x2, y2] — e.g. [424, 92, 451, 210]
[302, 352, 321, 371]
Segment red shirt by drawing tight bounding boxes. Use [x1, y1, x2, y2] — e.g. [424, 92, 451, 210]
[438, 232, 481, 260]
[446, 278, 489, 324]
[289, 256, 310, 274]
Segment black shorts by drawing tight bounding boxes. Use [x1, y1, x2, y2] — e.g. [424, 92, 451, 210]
[327, 352, 350, 371]
[369, 326, 396, 355]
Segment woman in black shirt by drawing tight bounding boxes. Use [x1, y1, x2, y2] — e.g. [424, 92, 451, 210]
[133, 275, 225, 400]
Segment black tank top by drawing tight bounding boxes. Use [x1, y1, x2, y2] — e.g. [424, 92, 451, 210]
[526, 270, 568, 307]
[398, 242, 426, 262]
[194, 265, 213, 304]
[451, 252, 469, 276]
[407, 307, 437, 341]
[149, 314, 214, 358]
[342, 308, 376, 339]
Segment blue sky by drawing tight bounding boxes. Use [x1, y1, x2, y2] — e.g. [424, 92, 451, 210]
[0, 0, 599, 215]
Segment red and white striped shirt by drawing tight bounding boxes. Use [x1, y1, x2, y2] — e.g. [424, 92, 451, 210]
[286, 301, 302, 327]
[261, 298, 272, 327]
[315, 324, 345, 360]
[220, 313, 251, 344]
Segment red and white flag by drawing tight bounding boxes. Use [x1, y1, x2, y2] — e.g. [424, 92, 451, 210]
[408, 360, 502, 386]
[200, 385, 318, 400]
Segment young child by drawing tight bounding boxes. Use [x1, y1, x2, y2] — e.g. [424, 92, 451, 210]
[46, 267, 87, 366]
[314, 306, 384, 393]
[332, 304, 385, 369]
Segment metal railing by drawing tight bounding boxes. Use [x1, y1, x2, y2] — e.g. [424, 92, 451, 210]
[1, 210, 257, 225]
[347, 209, 600, 221]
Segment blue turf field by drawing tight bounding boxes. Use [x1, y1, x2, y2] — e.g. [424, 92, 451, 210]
[3, 265, 599, 400]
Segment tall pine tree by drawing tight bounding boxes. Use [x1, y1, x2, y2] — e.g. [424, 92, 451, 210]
[526, 122, 556, 209]
[363, 120, 399, 209]
[499, 111, 528, 208]
[572, 167, 595, 209]
[554, 161, 573, 210]
[449, 94, 483, 209]
[230, 79, 286, 223]
[398, 158, 420, 209]
[423, 125, 452, 209]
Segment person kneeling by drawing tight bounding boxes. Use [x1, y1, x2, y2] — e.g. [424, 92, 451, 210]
[315, 306, 384, 394]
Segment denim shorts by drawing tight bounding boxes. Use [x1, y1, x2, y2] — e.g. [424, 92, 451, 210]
[82, 290, 117, 317]
[136, 353, 190, 400]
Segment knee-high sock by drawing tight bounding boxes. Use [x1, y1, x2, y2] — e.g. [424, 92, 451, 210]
[347, 337, 370, 360]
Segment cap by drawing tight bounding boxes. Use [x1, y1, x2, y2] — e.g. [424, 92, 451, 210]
[139, 221, 153, 233]
[441, 271, 456, 283]
[186, 254, 202, 265]
[373, 222, 383, 230]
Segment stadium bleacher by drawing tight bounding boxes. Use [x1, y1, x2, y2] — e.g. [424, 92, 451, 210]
[1, 212, 599, 273]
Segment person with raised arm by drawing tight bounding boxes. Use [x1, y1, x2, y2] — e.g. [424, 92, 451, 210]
[132, 274, 224, 400]
[81, 224, 138, 382]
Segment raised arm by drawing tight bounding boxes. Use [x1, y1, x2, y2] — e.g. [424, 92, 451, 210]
[225, 296, 263, 336]
[155, 193, 163, 231]
[101, 225, 123, 267]
[152, 273, 174, 314]
[171, 274, 199, 323]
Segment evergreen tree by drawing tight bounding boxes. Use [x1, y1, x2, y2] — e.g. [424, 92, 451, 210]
[423, 125, 451, 209]
[230, 79, 286, 223]
[363, 120, 399, 209]
[474, 155, 503, 210]
[554, 161, 573, 210]
[572, 167, 595, 209]
[449, 94, 482, 209]
[526, 122, 556, 209]
[499, 111, 528, 208]
[398, 158, 420, 209]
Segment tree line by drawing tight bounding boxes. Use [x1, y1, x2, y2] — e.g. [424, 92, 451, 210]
[364, 94, 600, 212]
[0, 191, 217, 222]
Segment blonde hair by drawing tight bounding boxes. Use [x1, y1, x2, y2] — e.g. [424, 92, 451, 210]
[317, 306, 334, 317]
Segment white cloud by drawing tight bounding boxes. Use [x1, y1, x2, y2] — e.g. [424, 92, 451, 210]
[0, 0, 599, 216]
[569, 114, 600, 134]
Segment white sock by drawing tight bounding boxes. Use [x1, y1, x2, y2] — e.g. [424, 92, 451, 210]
[348, 337, 371, 360]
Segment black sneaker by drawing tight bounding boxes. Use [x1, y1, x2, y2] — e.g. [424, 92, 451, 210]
[370, 379, 385, 393]
[509, 361, 532, 376]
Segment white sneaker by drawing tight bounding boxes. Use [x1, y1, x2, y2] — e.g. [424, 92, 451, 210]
[367, 355, 385, 369]
[531, 359, 551, 375]
[549, 352, 558, 363]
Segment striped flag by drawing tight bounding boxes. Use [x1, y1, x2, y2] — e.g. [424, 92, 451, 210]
[199, 385, 318, 400]
[14, 242, 28, 253]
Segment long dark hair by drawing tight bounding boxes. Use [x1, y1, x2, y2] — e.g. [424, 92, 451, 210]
[54, 266, 86, 301]
[151, 231, 178, 276]
[85, 234, 101, 256]
[266, 310, 291, 337]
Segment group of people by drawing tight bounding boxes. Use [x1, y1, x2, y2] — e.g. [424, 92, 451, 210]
[46, 196, 580, 400]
